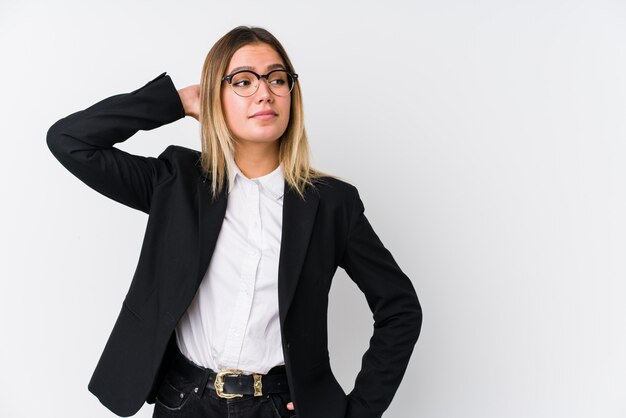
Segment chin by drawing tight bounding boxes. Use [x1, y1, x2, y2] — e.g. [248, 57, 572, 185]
[247, 129, 286, 143]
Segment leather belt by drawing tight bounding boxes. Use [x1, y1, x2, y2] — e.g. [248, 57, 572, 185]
[170, 344, 289, 399]
[209, 369, 290, 398]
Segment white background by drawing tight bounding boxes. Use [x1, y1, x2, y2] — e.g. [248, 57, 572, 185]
[1, 1, 625, 417]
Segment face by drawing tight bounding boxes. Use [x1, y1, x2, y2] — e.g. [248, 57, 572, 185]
[221, 43, 292, 145]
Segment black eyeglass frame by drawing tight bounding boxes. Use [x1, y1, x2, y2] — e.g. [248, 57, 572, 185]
[221, 69, 299, 97]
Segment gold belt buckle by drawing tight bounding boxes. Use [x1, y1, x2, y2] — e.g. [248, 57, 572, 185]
[214, 369, 264, 398]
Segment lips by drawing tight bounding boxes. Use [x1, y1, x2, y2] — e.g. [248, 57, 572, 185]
[250, 110, 278, 118]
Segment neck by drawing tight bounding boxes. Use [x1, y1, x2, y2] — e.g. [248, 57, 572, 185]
[233, 140, 280, 179]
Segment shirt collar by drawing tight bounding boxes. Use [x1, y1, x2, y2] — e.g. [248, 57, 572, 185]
[228, 157, 285, 200]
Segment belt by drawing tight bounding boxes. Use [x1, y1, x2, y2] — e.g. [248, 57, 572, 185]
[170, 344, 290, 399]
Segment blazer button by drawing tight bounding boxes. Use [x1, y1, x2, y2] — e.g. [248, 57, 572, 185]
[287, 343, 291, 349]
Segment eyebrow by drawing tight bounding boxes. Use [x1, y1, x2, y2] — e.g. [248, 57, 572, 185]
[228, 63, 286, 73]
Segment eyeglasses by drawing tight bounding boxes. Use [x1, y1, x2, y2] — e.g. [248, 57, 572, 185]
[222, 69, 298, 97]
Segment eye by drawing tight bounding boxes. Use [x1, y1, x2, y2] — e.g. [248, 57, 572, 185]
[230, 72, 256, 88]
[268, 73, 288, 85]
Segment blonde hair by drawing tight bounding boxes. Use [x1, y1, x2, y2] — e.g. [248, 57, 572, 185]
[197, 26, 339, 201]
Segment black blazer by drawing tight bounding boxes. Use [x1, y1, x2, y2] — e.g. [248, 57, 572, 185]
[46, 72, 422, 418]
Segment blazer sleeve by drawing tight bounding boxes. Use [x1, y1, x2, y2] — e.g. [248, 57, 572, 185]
[46, 72, 186, 214]
[338, 187, 423, 418]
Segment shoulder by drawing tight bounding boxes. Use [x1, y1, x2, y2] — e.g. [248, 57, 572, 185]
[309, 175, 366, 233]
[156, 145, 202, 174]
[158, 144, 200, 161]
[309, 174, 360, 207]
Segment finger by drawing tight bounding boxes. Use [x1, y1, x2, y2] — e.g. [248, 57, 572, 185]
[286, 402, 294, 410]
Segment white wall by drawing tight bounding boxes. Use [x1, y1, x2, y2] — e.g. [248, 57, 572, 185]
[1, 0, 624, 417]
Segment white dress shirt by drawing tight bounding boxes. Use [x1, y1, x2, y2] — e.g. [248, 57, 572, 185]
[174, 158, 285, 375]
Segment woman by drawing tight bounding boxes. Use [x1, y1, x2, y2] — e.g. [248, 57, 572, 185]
[47, 26, 422, 418]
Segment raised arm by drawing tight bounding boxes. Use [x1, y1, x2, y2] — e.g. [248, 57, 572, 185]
[339, 187, 423, 418]
[46, 72, 186, 214]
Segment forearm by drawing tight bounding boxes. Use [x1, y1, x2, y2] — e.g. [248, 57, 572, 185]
[47, 72, 185, 152]
[345, 298, 422, 418]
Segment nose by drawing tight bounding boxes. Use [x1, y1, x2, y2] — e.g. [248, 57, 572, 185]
[254, 78, 274, 102]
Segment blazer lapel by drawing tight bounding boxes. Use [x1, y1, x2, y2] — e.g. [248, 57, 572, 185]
[196, 176, 228, 291]
[196, 175, 319, 327]
[278, 180, 319, 325]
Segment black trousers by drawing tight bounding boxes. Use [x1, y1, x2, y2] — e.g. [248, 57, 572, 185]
[152, 344, 296, 418]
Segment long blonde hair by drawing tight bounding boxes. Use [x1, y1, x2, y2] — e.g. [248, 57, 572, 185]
[197, 26, 338, 201]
